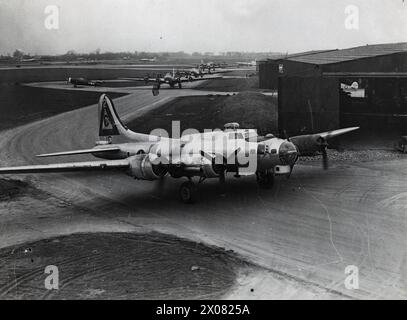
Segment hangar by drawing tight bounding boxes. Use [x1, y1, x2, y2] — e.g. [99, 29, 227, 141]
[259, 43, 407, 136]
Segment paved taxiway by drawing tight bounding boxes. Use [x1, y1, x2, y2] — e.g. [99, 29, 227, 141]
[0, 82, 406, 299]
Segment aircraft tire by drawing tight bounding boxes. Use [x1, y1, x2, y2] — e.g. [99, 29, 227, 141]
[257, 171, 274, 189]
[179, 181, 197, 204]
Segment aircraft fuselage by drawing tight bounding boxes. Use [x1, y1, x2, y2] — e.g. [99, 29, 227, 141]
[91, 130, 297, 179]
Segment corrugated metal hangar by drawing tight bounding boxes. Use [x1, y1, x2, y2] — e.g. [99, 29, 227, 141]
[259, 43, 407, 136]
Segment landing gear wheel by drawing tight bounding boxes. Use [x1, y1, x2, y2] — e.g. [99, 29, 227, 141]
[257, 171, 274, 189]
[179, 181, 197, 204]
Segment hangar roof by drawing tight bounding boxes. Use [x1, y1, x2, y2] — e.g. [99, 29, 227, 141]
[284, 49, 337, 59]
[260, 49, 336, 62]
[286, 42, 407, 65]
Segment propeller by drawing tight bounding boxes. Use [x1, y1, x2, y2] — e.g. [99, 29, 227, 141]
[152, 83, 160, 96]
[319, 139, 328, 170]
[289, 127, 359, 170]
[289, 133, 329, 170]
[315, 135, 329, 170]
[322, 149, 328, 170]
[144, 73, 150, 85]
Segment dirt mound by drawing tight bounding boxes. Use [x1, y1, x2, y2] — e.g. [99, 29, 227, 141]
[0, 178, 32, 200]
[221, 92, 278, 135]
[0, 232, 246, 300]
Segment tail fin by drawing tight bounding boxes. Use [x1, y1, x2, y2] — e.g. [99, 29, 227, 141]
[98, 94, 128, 137]
[98, 94, 158, 143]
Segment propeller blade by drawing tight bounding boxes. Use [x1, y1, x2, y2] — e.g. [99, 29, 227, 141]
[152, 83, 160, 96]
[322, 148, 329, 170]
[219, 170, 226, 184]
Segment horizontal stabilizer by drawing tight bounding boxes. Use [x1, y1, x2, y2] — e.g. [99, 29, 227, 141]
[36, 147, 121, 158]
[0, 160, 129, 174]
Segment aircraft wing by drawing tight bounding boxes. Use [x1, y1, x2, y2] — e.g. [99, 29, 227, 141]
[36, 147, 121, 158]
[179, 75, 222, 83]
[291, 127, 360, 143]
[0, 159, 130, 174]
[290, 127, 360, 159]
[317, 127, 360, 140]
[119, 77, 158, 82]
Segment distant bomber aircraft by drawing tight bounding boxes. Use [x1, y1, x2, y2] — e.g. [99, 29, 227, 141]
[139, 57, 157, 62]
[199, 60, 218, 73]
[176, 67, 205, 80]
[0, 94, 359, 203]
[122, 68, 219, 94]
[67, 77, 104, 88]
[121, 69, 184, 90]
[236, 60, 257, 67]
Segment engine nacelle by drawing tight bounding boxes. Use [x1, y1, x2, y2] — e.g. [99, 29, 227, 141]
[289, 134, 323, 156]
[126, 154, 167, 180]
[181, 158, 221, 179]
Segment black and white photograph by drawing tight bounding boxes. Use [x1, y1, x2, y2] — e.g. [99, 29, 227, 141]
[0, 0, 406, 304]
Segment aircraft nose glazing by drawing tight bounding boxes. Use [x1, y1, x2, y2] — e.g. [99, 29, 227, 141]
[279, 141, 298, 166]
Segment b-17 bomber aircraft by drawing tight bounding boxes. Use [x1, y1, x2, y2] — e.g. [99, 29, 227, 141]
[198, 60, 220, 72]
[236, 60, 257, 67]
[122, 68, 224, 95]
[176, 67, 205, 80]
[139, 57, 158, 62]
[121, 69, 185, 90]
[67, 77, 104, 88]
[0, 94, 359, 203]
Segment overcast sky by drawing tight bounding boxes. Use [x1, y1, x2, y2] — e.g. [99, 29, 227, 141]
[0, 0, 406, 55]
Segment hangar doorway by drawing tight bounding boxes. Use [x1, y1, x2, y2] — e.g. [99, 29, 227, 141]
[338, 76, 407, 148]
[340, 77, 407, 133]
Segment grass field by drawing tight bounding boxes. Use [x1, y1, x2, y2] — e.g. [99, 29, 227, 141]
[195, 70, 260, 92]
[0, 84, 125, 131]
[127, 91, 278, 136]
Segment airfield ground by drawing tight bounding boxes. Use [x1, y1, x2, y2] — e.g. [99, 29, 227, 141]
[0, 65, 406, 299]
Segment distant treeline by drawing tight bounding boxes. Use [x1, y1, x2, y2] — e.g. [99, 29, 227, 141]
[0, 50, 283, 63]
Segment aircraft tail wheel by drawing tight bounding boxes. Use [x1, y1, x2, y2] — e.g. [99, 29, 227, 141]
[257, 171, 274, 189]
[179, 181, 197, 204]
